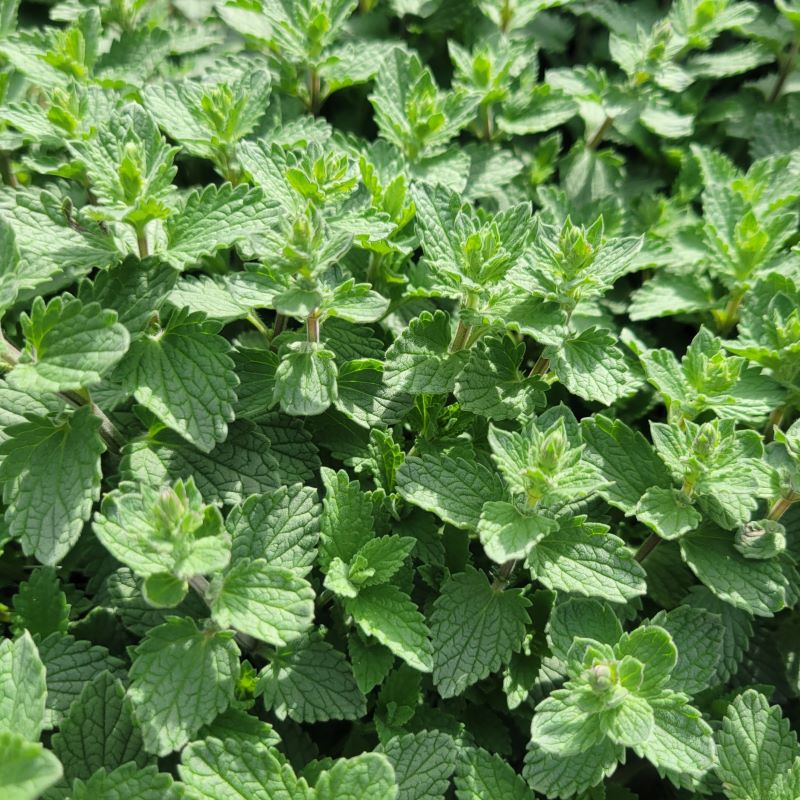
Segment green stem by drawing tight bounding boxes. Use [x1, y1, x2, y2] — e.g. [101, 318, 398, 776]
[136, 226, 149, 258]
[480, 102, 495, 142]
[0, 153, 17, 188]
[307, 67, 321, 115]
[247, 311, 269, 337]
[273, 312, 288, 337]
[587, 115, 614, 149]
[449, 320, 472, 353]
[188, 576, 259, 653]
[764, 405, 786, 442]
[767, 493, 798, 522]
[306, 310, 320, 344]
[529, 354, 550, 377]
[634, 532, 661, 563]
[769, 37, 799, 103]
[1, 337, 124, 453]
[717, 288, 745, 335]
[492, 559, 517, 590]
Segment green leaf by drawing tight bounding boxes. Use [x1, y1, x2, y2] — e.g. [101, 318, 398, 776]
[119, 307, 238, 452]
[69, 763, 183, 800]
[259, 634, 365, 723]
[615, 626, 677, 695]
[384, 311, 468, 395]
[529, 689, 606, 755]
[528, 517, 647, 602]
[684, 586, 753, 683]
[647, 606, 723, 694]
[717, 690, 799, 800]
[210, 558, 315, 647]
[547, 328, 632, 405]
[396, 452, 504, 530]
[347, 583, 433, 673]
[523, 739, 621, 799]
[635, 695, 716, 778]
[430, 567, 530, 698]
[381, 731, 457, 800]
[635, 486, 701, 540]
[348, 633, 395, 695]
[128, 616, 240, 755]
[334, 359, 412, 429]
[315, 753, 398, 800]
[93, 476, 229, 580]
[454, 748, 530, 800]
[11, 567, 70, 638]
[36, 633, 125, 726]
[50, 671, 148, 783]
[0, 407, 104, 565]
[142, 572, 188, 608]
[454, 334, 546, 421]
[162, 183, 279, 268]
[478, 501, 558, 564]
[319, 467, 377, 570]
[8, 295, 129, 393]
[0, 631, 46, 741]
[228, 486, 320, 574]
[0, 732, 62, 800]
[179, 737, 311, 800]
[273, 343, 338, 416]
[580, 415, 671, 515]
[680, 526, 794, 616]
[351, 535, 416, 587]
[547, 598, 623, 663]
[121, 421, 282, 506]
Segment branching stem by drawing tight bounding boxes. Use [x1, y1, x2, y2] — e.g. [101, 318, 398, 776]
[188, 575, 259, 653]
[492, 559, 517, 589]
[767, 493, 798, 522]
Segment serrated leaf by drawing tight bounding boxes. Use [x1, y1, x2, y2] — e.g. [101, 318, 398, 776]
[119, 307, 238, 452]
[635, 486, 701, 540]
[348, 633, 395, 695]
[454, 747, 530, 800]
[50, 671, 148, 783]
[210, 558, 315, 647]
[528, 518, 647, 602]
[523, 739, 621, 799]
[11, 567, 69, 638]
[69, 763, 183, 800]
[315, 753, 398, 800]
[396, 453, 504, 530]
[228, 486, 319, 574]
[36, 633, 125, 726]
[384, 311, 468, 395]
[8, 295, 129, 393]
[648, 606, 723, 694]
[0, 732, 62, 800]
[680, 526, 793, 616]
[717, 690, 799, 800]
[382, 730, 457, 800]
[347, 583, 433, 673]
[547, 328, 631, 405]
[454, 335, 546, 421]
[0, 407, 104, 565]
[430, 567, 530, 698]
[0, 631, 46, 741]
[128, 616, 240, 755]
[478, 501, 558, 564]
[259, 634, 365, 723]
[179, 737, 311, 800]
[162, 183, 279, 267]
[273, 343, 338, 416]
[547, 598, 623, 664]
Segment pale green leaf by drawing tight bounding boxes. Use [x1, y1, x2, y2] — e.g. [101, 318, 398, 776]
[382, 731, 457, 800]
[273, 343, 338, 417]
[635, 486, 701, 540]
[0, 631, 46, 741]
[69, 763, 183, 800]
[314, 753, 398, 800]
[0, 732, 62, 800]
[454, 747, 530, 800]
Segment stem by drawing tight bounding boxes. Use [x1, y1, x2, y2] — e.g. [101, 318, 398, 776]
[717, 288, 745, 335]
[449, 320, 472, 353]
[188, 576, 259, 653]
[0, 153, 17, 188]
[136, 226, 149, 258]
[307, 67, 321, 115]
[480, 102, 494, 142]
[767, 493, 798, 522]
[273, 312, 287, 337]
[1, 338, 124, 454]
[306, 310, 320, 344]
[492, 559, 516, 590]
[529, 354, 550, 377]
[769, 37, 799, 103]
[499, 0, 512, 33]
[587, 115, 614, 149]
[634, 532, 661, 563]
[246, 311, 269, 337]
[764, 405, 786, 442]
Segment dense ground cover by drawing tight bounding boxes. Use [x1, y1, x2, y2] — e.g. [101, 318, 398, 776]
[1, 0, 800, 798]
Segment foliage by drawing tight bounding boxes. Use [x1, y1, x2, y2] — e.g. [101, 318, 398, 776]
[1, 0, 799, 797]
